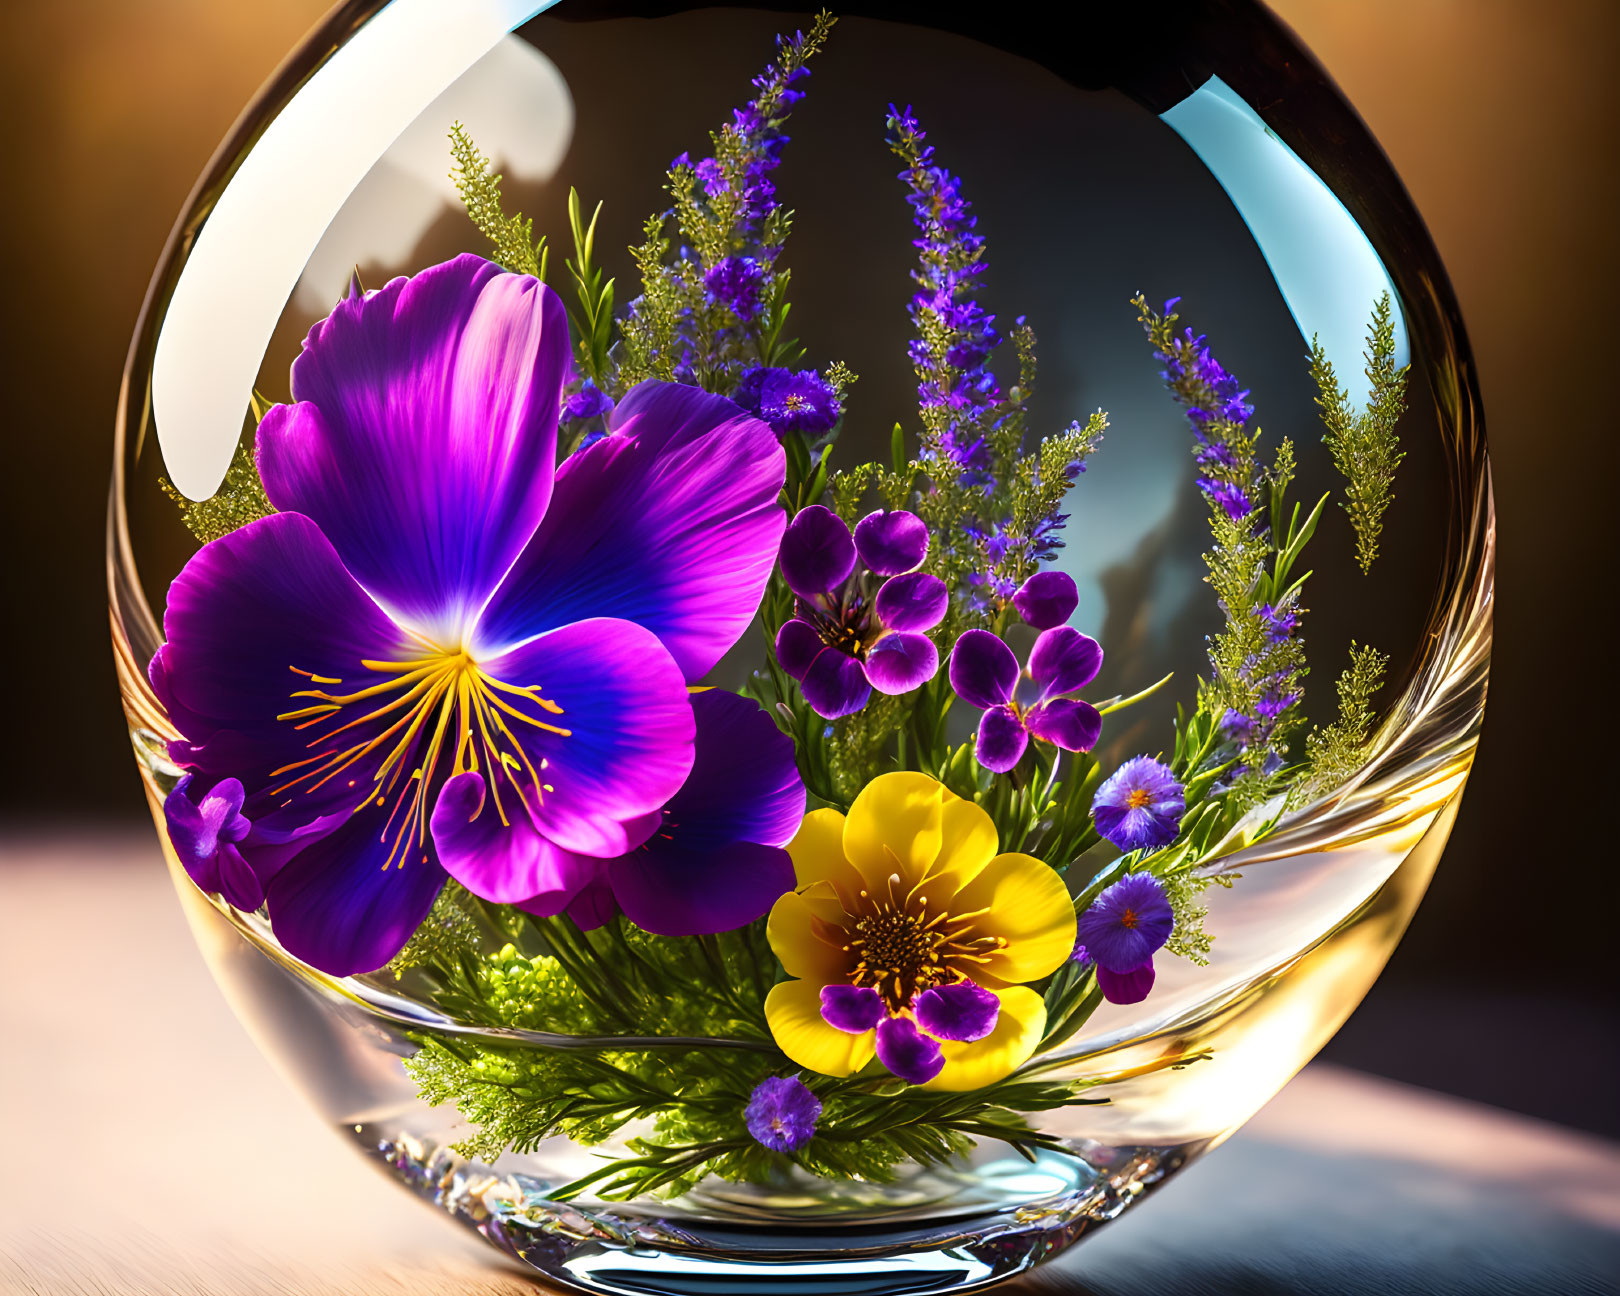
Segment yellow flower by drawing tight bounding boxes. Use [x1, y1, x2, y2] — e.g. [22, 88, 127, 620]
[764, 771, 1076, 1091]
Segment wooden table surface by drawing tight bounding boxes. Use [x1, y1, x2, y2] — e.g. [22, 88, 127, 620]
[3, 835, 1616, 1295]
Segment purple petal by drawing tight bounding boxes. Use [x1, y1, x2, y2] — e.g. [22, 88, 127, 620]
[264, 807, 447, 976]
[562, 878, 617, 930]
[853, 509, 928, 576]
[1023, 698, 1103, 753]
[974, 704, 1029, 773]
[608, 838, 794, 936]
[875, 1015, 945, 1085]
[214, 843, 265, 912]
[665, 690, 805, 849]
[775, 617, 823, 680]
[875, 572, 948, 633]
[474, 382, 786, 677]
[431, 771, 601, 906]
[472, 618, 696, 858]
[913, 980, 1000, 1042]
[1096, 961, 1156, 1005]
[1013, 571, 1079, 630]
[152, 513, 410, 813]
[863, 632, 939, 696]
[820, 984, 887, 1034]
[1028, 626, 1104, 698]
[258, 255, 567, 639]
[777, 505, 855, 600]
[800, 648, 871, 719]
[948, 629, 1019, 709]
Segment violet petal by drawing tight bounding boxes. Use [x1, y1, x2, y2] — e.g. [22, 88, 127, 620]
[777, 505, 856, 599]
[1096, 961, 1156, 1005]
[1028, 626, 1104, 698]
[974, 703, 1029, 773]
[913, 981, 1000, 1042]
[853, 509, 929, 576]
[774, 618, 823, 681]
[258, 255, 567, 638]
[800, 648, 872, 719]
[948, 628, 1019, 709]
[1012, 570, 1079, 630]
[875, 1015, 945, 1085]
[474, 381, 786, 678]
[609, 840, 796, 936]
[1023, 698, 1103, 753]
[875, 572, 948, 633]
[820, 984, 887, 1034]
[469, 618, 696, 859]
[864, 631, 939, 696]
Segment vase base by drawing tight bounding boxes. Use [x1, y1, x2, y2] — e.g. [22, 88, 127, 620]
[356, 1124, 1190, 1295]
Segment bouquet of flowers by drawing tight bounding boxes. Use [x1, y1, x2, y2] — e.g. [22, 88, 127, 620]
[151, 14, 1409, 1202]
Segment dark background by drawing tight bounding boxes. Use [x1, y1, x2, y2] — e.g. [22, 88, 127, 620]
[1, 1, 1615, 1136]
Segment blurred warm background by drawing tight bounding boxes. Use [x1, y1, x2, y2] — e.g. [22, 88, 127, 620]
[1, 0, 1614, 1140]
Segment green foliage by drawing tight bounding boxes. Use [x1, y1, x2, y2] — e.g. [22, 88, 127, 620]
[159, 393, 276, 543]
[402, 914, 1112, 1202]
[448, 121, 546, 278]
[1311, 293, 1409, 573]
[561, 188, 615, 387]
[1298, 642, 1389, 800]
[386, 882, 480, 979]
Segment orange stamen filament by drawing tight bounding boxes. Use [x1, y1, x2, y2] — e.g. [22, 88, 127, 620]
[271, 647, 571, 871]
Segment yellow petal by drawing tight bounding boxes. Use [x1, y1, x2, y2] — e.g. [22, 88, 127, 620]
[925, 985, 1046, 1092]
[765, 979, 875, 1077]
[788, 808, 862, 905]
[842, 771, 945, 890]
[767, 891, 853, 983]
[950, 852, 1077, 984]
[923, 792, 1000, 898]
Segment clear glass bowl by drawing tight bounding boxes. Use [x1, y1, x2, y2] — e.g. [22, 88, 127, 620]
[109, 3, 1492, 1292]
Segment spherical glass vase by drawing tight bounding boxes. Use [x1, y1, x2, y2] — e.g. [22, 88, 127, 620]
[109, 2, 1492, 1293]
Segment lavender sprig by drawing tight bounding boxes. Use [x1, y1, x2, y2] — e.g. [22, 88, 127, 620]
[849, 106, 1103, 635]
[1134, 295, 1322, 798]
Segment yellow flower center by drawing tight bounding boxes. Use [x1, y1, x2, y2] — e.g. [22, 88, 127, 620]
[1126, 787, 1152, 809]
[838, 858, 1006, 1014]
[270, 643, 569, 872]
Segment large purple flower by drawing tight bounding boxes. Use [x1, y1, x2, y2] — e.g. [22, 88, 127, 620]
[543, 688, 803, 936]
[774, 506, 946, 719]
[151, 255, 787, 975]
[948, 627, 1104, 773]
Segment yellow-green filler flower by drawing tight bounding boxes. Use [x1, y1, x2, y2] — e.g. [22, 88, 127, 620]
[765, 772, 1075, 1089]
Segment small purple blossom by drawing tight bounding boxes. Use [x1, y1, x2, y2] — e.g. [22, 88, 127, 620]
[704, 255, 768, 322]
[1201, 478, 1254, 521]
[759, 369, 841, 434]
[1260, 603, 1299, 642]
[775, 506, 946, 718]
[165, 775, 262, 911]
[745, 1076, 821, 1152]
[948, 627, 1104, 773]
[562, 380, 614, 421]
[734, 366, 842, 437]
[1076, 873, 1174, 1005]
[1092, 757, 1185, 853]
